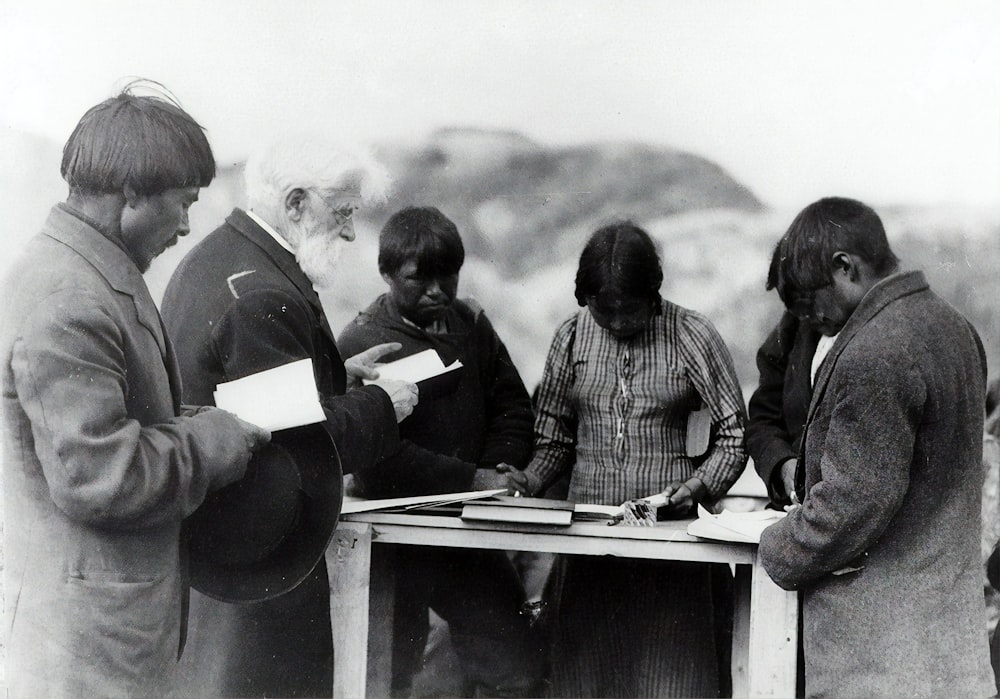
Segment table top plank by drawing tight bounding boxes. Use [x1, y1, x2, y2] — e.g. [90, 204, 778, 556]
[339, 512, 756, 564]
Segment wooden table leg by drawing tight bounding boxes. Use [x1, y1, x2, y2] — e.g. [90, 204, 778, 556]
[328, 521, 374, 699]
[747, 553, 798, 698]
[731, 564, 751, 697]
[366, 544, 395, 697]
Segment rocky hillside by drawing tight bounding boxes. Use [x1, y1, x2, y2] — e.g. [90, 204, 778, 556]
[370, 128, 763, 276]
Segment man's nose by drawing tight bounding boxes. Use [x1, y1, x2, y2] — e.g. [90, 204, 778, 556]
[339, 220, 356, 242]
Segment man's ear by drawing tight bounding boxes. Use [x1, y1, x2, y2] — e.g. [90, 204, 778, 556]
[285, 188, 307, 222]
[123, 185, 142, 209]
[831, 251, 858, 280]
[380, 271, 393, 286]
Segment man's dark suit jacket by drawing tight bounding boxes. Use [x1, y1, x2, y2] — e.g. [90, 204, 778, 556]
[161, 208, 399, 698]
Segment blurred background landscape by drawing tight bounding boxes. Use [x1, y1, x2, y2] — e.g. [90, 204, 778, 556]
[5, 125, 997, 395]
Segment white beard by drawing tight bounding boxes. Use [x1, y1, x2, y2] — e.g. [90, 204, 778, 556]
[295, 231, 347, 289]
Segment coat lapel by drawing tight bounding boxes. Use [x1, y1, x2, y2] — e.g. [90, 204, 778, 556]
[793, 271, 929, 497]
[225, 209, 337, 345]
[805, 271, 929, 425]
[44, 206, 183, 412]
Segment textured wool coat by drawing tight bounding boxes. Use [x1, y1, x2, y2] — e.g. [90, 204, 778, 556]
[0, 205, 258, 698]
[161, 208, 400, 697]
[759, 271, 995, 698]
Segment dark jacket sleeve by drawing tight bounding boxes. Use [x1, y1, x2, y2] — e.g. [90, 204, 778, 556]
[470, 310, 535, 470]
[747, 313, 813, 504]
[212, 288, 398, 474]
[336, 312, 475, 496]
[349, 442, 475, 497]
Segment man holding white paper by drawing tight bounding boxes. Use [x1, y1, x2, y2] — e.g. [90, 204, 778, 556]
[161, 135, 417, 698]
[338, 206, 543, 698]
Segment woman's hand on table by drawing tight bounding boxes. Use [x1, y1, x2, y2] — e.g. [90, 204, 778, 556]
[658, 477, 706, 518]
[621, 477, 707, 525]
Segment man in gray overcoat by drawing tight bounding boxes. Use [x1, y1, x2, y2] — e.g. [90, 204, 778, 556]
[0, 83, 270, 697]
[758, 196, 995, 698]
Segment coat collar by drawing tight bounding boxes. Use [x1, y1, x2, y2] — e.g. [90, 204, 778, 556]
[807, 270, 929, 423]
[226, 208, 336, 342]
[44, 204, 168, 357]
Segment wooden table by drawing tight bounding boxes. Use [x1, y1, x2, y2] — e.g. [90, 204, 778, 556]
[327, 512, 797, 698]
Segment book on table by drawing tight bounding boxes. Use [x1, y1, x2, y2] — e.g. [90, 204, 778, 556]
[460, 495, 575, 525]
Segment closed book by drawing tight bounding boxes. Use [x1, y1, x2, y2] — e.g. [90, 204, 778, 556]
[461, 496, 575, 526]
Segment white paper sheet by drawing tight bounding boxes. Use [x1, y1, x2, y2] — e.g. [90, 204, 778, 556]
[213, 358, 326, 432]
[362, 348, 463, 385]
[686, 504, 787, 543]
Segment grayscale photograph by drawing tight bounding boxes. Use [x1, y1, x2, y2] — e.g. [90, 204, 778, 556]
[1, 2, 998, 697]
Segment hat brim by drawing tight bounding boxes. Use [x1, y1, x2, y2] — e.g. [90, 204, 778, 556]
[186, 423, 342, 603]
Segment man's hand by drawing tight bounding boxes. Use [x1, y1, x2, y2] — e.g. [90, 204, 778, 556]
[369, 378, 418, 423]
[779, 458, 799, 505]
[494, 463, 542, 497]
[344, 342, 402, 389]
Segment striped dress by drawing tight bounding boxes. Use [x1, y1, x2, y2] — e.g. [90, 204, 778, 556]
[528, 299, 747, 698]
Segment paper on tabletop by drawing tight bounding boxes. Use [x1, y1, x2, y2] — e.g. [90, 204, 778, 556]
[686, 504, 787, 543]
[341, 489, 506, 514]
[362, 348, 463, 385]
[213, 358, 325, 432]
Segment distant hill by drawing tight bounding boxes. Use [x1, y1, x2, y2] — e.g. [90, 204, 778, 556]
[371, 127, 764, 276]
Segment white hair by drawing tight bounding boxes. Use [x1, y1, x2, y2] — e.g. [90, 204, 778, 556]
[244, 133, 390, 222]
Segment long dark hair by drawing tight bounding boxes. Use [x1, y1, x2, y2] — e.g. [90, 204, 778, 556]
[574, 221, 663, 306]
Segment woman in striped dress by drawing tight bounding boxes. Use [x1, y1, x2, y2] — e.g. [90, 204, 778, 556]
[512, 221, 747, 697]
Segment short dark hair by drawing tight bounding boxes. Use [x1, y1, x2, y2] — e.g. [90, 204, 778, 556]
[378, 206, 464, 277]
[767, 196, 899, 306]
[61, 80, 215, 196]
[574, 221, 663, 307]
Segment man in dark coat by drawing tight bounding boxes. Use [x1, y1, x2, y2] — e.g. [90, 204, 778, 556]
[758, 197, 995, 698]
[161, 136, 418, 698]
[338, 206, 543, 697]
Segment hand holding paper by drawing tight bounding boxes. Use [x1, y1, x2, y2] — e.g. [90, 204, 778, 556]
[362, 348, 462, 385]
[345, 342, 402, 387]
[213, 358, 326, 432]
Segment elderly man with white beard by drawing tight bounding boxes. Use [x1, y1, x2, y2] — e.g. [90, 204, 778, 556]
[161, 135, 418, 698]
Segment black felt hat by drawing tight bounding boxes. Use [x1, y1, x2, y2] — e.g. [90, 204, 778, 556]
[185, 423, 342, 603]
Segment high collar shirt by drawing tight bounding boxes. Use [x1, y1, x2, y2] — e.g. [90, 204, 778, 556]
[245, 210, 295, 255]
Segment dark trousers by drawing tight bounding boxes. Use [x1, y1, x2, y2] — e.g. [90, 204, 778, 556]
[385, 544, 545, 697]
[174, 564, 333, 698]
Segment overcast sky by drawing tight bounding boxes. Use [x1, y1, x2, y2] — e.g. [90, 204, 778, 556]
[2, 0, 998, 209]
